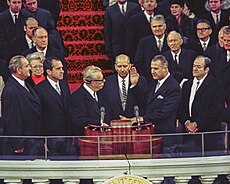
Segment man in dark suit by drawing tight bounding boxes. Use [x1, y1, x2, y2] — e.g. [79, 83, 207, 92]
[163, 31, 197, 83]
[134, 14, 169, 84]
[104, 54, 148, 120]
[126, 0, 157, 62]
[210, 26, 230, 97]
[178, 56, 225, 156]
[21, 26, 67, 76]
[18, 17, 38, 51]
[0, 0, 25, 61]
[69, 66, 112, 136]
[127, 55, 181, 157]
[22, 0, 68, 57]
[104, 0, 141, 67]
[200, 0, 229, 42]
[187, 19, 216, 55]
[1, 55, 43, 158]
[34, 57, 75, 158]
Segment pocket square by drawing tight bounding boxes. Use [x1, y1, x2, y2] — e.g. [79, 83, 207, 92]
[157, 95, 164, 99]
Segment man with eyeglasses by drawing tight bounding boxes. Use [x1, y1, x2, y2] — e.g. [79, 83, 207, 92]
[188, 19, 216, 55]
[69, 65, 112, 136]
[104, 54, 148, 120]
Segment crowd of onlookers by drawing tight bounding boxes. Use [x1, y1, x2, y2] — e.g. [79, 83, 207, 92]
[0, 0, 229, 163]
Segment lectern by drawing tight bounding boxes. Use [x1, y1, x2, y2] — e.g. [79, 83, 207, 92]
[78, 120, 162, 159]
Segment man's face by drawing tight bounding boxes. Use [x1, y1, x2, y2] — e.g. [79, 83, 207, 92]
[143, 0, 157, 12]
[196, 22, 212, 41]
[91, 72, 105, 92]
[151, 60, 167, 80]
[33, 29, 48, 50]
[151, 20, 166, 38]
[223, 32, 230, 51]
[47, 60, 64, 82]
[7, 0, 22, 13]
[170, 4, 183, 17]
[24, 0, 38, 12]
[167, 33, 182, 53]
[24, 20, 38, 39]
[192, 57, 208, 80]
[115, 59, 131, 79]
[30, 59, 43, 77]
[17, 58, 31, 80]
[209, 0, 222, 12]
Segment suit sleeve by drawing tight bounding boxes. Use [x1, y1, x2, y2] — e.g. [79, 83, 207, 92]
[2, 89, 26, 150]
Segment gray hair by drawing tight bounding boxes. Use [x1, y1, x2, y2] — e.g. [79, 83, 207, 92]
[9, 55, 26, 74]
[26, 52, 45, 64]
[151, 55, 168, 68]
[151, 14, 165, 25]
[83, 65, 102, 83]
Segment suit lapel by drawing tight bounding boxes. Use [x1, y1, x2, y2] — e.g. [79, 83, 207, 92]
[82, 85, 100, 115]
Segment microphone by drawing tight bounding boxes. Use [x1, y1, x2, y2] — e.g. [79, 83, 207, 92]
[100, 106, 105, 126]
[134, 105, 140, 126]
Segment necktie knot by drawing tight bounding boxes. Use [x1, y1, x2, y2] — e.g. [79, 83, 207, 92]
[203, 42, 207, 51]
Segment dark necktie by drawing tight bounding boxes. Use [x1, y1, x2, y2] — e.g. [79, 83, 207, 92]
[122, 79, 127, 111]
[14, 14, 18, 24]
[195, 81, 200, 92]
[203, 42, 207, 51]
[149, 16, 152, 23]
[174, 54, 178, 64]
[30, 41, 34, 48]
[216, 14, 219, 26]
[121, 5, 126, 16]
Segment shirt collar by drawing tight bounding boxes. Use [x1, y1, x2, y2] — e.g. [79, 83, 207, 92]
[200, 38, 210, 46]
[12, 74, 25, 87]
[118, 2, 127, 11]
[25, 35, 33, 45]
[155, 35, 165, 42]
[194, 74, 207, 87]
[144, 10, 154, 22]
[83, 83, 95, 98]
[171, 49, 181, 58]
[36, 47, 47, 56]
[47, 76, 60, 89]
[158, 72, 170, 88]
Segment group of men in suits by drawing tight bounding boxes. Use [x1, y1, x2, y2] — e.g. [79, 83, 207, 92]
[1, 55, 75, 159]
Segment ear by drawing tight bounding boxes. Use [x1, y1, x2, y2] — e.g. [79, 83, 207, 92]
[24, 25, 27, 32]
[205, 67, 210, 73]
[16, 67, 21, 75]
[46, 69, 52, 75]
[7, 0, 10, 6]
[154, 3, 158, 8]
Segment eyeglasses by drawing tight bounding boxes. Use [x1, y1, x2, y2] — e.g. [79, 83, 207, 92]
[93, 79, 106, 83]
[197, 28, 210, 32]
[31, 64, 43, 69]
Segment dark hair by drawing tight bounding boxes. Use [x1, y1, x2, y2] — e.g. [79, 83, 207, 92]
[196, 19, 211, 28]
[43, 56, 61, 73]
[204, 57, 212, 69]
[183, 1, 191, 10]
